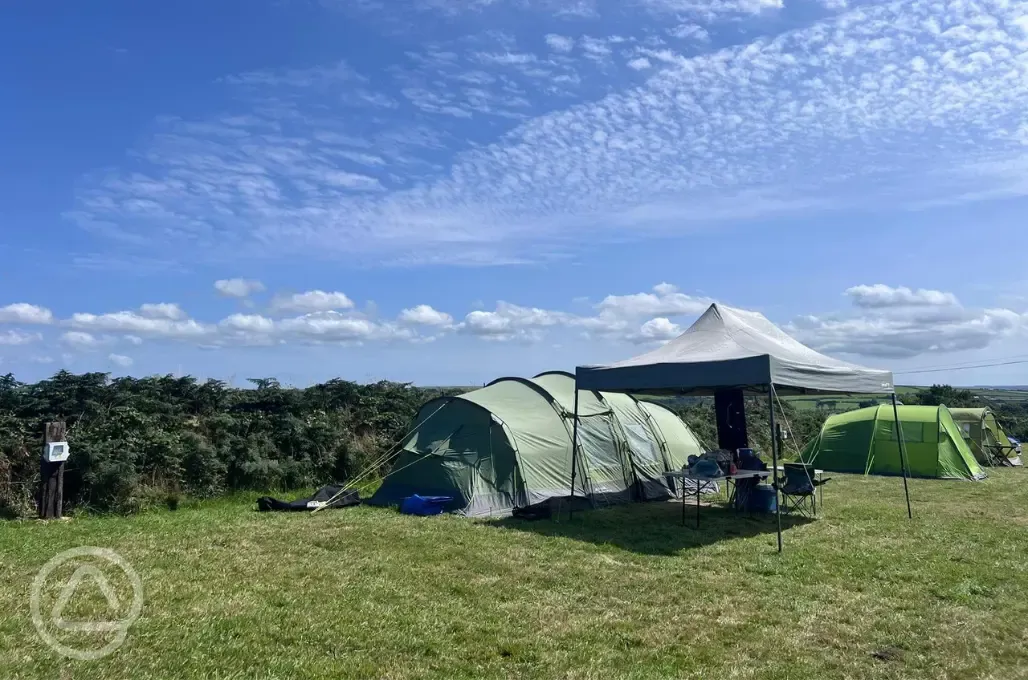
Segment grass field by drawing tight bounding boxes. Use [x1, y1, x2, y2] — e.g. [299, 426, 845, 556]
[786, 386, 1028, 412]
[3, 471, 1028, 679]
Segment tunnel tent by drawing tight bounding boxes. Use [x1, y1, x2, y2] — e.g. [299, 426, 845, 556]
[528, 371, 636, 504]
[368, 371, 705, 517]
[531, 372, 709, 500]
[800, 405, 985, 481]
[949, 407, 1018, 466]
[637, 400, 706, 471]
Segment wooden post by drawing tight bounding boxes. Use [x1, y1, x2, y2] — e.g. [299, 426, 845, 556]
[38, 421, 67, 520]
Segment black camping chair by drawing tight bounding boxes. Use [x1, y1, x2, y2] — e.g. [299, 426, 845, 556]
[774, 463, 829, 519]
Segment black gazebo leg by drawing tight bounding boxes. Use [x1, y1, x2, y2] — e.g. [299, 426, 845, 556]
[892, 393, 913, 520]
[569, 387, 581, 520]
[696, 483, 701, 529]
[769, 386, 783, 553]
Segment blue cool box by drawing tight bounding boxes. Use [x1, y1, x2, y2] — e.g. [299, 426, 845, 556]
[400, 495, 453, 516]
[748, 485, 778, 513]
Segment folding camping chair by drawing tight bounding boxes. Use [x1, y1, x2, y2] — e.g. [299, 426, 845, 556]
[774, 463, 829, 519]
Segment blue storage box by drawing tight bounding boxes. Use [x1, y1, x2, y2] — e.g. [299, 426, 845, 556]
[748, 485, 778, 513]
[399, 494, 453, 516]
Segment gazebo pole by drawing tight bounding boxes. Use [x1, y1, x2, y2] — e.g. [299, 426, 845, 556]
[768, 385, 783, 553]
[568, 383, 581, 520]
[891, 393, 913, 519]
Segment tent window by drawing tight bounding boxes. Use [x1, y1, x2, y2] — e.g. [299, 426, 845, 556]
[623, 424, 659, 460]
[879, 420, 926, 444]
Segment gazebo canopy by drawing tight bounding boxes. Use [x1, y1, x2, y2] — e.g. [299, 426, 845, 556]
[576, 303, 894, 396]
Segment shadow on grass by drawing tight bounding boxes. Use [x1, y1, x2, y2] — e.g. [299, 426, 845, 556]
[491, 498, 813, 556]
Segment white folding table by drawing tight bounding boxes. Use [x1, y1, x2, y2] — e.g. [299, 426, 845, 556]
[664, 469, 772, 528]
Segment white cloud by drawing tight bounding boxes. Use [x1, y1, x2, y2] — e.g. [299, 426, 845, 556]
[108, 354, 134, 368]
[475, 51, 539, 65]
[0, 330, 41, 346]
[545, 34, 575, 53]
[321, 170, 383, 191]
[221, 60, 359, 88]
[793, 310, 1023, 359]
[627, 57, 652, 70]
[270, 291, 355, 313]
[278, 312, 414, 343]
[632, 317, 682, 343]
[597, 284, 710, 320]
[459, 302, 571, 341]
[554, 0, 597, 18]
[213, 309, 417, 346]
[579, 36, 612, 62]
[60, 0, 1028, 268]
[452, 284, 712, 343]
[9, 282, 1022, 363]
[139, 303, 187, 320]
[846, 284, 961, 309]
[0, 303, 53, 325]
[668, 23, 710, 41]
[791, 283, 1025, 359]
[68, 311, 213, 339]
[61, 331, 103, 350]
[640, 0, 782, 18]
[220, 314, 276, 334]
[215, 279, 266, 298]
[399, 305, 454, 327]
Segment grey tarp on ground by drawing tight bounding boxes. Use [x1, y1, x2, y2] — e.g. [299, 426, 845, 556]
[576, 303, 895, 395]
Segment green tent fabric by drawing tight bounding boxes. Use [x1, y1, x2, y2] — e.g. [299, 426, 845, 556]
[800, 405, 986, 481]
[949, 408, 1015, 466]
[637, 400, 707, 492]
[369, 371, 705, 517]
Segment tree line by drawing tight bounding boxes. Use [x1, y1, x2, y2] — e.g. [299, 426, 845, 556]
[0, 371, 455, 516]
[2, 372, 1026, 516]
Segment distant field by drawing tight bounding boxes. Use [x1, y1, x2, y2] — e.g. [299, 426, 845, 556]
[963, 387, 1028, 402]
[4, 472, 1028, 679]
[787, 386, 1028, 411]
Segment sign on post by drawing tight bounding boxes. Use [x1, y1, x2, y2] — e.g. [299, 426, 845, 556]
[38, 422, 68, 520]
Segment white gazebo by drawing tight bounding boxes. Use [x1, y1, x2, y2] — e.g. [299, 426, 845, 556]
[573, 303, 911, 551]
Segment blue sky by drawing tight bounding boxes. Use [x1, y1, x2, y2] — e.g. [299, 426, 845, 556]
[2, 0, 1028, 386]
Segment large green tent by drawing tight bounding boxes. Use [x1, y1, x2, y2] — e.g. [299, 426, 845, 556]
[369, 371, 705, 517]
[949, 408, 1018, 466]
[800, 405, 986, 481]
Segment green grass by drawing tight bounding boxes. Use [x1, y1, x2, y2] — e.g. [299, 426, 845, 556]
[3, 474, 1028, 679]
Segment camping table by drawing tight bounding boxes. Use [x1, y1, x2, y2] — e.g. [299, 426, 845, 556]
[664, 469, 772, 528]
[774, 466, 826, 509]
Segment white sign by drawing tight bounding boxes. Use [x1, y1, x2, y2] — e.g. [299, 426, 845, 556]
[44, 441, 70, 463]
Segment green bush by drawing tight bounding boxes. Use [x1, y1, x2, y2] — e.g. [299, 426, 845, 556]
[0, 371, 450, 515]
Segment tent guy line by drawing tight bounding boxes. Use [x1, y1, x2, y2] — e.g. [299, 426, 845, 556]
[894, 358, 1028, 376]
